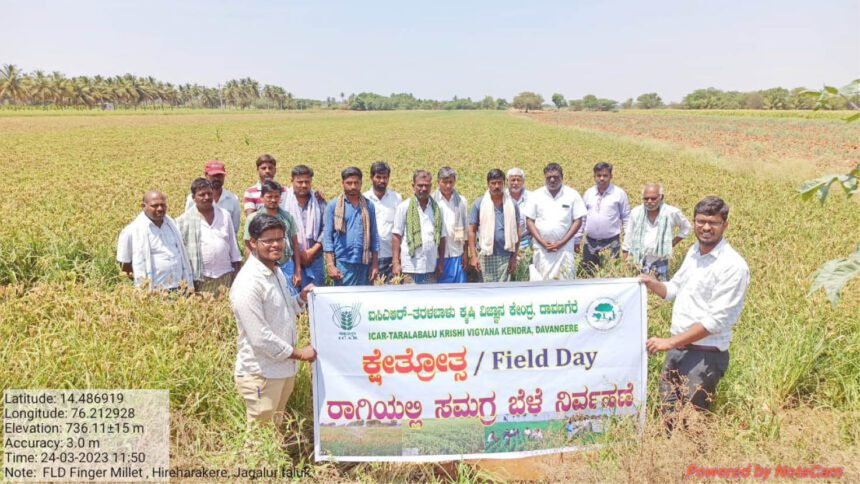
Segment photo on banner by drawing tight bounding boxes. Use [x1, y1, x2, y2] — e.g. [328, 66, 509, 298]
[309, 278, 647, 462]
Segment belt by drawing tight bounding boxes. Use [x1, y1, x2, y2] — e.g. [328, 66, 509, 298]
[586, 235, 620, 244]
[677, 344, 722, 353]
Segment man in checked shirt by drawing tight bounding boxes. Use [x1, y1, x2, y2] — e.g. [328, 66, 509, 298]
[639, 196, 750, 427]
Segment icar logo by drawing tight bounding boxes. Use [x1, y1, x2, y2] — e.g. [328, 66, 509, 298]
[331, 302, 362, 340]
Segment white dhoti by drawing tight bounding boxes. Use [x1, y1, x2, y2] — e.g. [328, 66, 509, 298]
[530, 242, 577, 280]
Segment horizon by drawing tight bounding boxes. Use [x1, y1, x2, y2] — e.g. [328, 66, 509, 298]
[4, 0, 859, 104]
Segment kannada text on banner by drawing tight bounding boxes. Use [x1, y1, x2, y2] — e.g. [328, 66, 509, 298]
[309, 278, 647, 462]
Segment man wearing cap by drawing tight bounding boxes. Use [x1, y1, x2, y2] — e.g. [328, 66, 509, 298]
[185, 160, 242, 236]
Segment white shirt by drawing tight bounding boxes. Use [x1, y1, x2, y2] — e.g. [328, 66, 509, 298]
[392, 199, 448, 274]
[185, 188, 242, 235]
[364, 189, 402, 259]
[116, 218, 185, 289]
[583, 184, 631, 240]
[526, 186, 587, 251]
[199, 207, 242, 278]
[622, 204, 692, 264]
[436, 192, 469, 257]
[230, 255, 305, 379]
[665, 239, 750, 351]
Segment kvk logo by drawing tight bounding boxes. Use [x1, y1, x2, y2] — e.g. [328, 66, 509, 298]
[331, 303, 362, 340]
[585, 298, 622, 331]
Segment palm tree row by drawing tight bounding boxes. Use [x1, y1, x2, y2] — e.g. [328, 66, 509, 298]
[0, 64, 299, 109]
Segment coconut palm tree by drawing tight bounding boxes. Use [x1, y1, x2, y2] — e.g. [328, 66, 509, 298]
[0, 64, 28, 104]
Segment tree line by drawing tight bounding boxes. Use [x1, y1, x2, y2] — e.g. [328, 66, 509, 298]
[1, 64, 856, 111]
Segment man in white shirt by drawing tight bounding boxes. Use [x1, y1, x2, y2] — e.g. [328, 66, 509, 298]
[231, 214, 316, 425]
[364, 161, 402, 282]
[117, 191, 193, 291]
[526, 163, 587, 280]
[640, 196, 750, 425]
[507, 167, 531, 281]
[392, 170, 447, 284]
[582, 162, 631, 274]
[432, 167, 468, 283]
[622, 183, 692, 281]
[184, 160, 242, 235]
[177, 178, 242, 294]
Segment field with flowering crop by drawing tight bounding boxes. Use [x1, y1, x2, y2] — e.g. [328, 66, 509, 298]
[0, 110, 858, 481]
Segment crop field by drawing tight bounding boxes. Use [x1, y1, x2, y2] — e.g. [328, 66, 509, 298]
[320, 425, 403, 457]
[524, 110, 860, 175]
[0, 109, 858, 481]
[401, 418, 486, 456]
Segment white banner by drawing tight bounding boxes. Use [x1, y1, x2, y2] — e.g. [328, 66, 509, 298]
[310, 278, 647, 462]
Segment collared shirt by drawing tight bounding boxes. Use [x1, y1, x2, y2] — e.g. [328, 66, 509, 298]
[621, 204, 692, 264]
[199, 207, 242, 278]
[282, 188, 326, 251]
[242, 182, 288, 212]
[244, 208, 298, 264]
[364, 189, 402, 259]
[583, 184, 631, 240]
[665, 239, 750, 352]
[323, 196, 380, 264]
[392, 199, 448, 274]
[436, 192, 469, 258]
[526, 186, 587, 251]
[230, 255, 305, 378]
[508, 189, 532, 249]
[185, 188, 242, 235]
[116, 218, 185, 289]
[468, 198, 521, 258]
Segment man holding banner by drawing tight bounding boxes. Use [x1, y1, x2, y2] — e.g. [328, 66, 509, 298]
[640, 196, 749, 423]
[231, 214, 316, 426]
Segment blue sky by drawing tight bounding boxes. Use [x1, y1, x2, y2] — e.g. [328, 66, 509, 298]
[4, 0, 858, 102]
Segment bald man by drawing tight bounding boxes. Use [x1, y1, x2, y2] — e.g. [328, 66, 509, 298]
[117, 191, 193, 291]
[622, 183, 691, 281]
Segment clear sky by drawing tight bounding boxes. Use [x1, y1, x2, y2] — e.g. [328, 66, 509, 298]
[4, 0, 859, 103]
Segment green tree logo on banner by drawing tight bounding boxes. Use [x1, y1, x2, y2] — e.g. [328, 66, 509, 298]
[586, 298, 623, 331]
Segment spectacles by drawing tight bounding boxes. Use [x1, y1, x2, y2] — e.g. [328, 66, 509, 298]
[257, 237, 287, 246]
[642, 196, 660, 201]
[694, 219, 724, 228]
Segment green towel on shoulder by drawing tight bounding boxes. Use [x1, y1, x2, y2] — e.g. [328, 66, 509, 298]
[406, 196, 442, 257]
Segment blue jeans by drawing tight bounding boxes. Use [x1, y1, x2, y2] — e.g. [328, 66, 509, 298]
[334, 260, 371, 286]
[281, 256, 325, 293]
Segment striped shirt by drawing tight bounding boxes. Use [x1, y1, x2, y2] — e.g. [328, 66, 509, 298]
[242, 182, 288, 212]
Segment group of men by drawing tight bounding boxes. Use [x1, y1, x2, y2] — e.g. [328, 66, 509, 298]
[116, 154, 749, 430]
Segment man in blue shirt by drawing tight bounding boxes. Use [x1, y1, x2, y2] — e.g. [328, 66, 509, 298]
[323, 167, 380, 286]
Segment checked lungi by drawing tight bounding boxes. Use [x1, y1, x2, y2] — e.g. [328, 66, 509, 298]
[479, 253, 511, 283]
